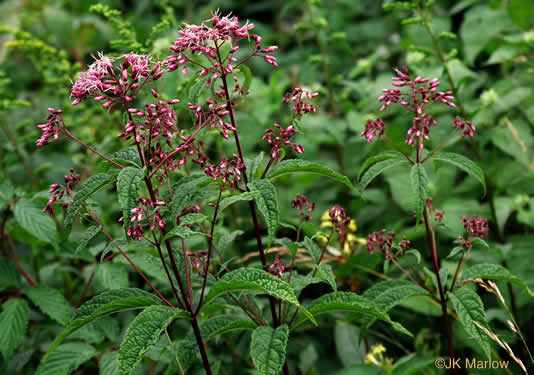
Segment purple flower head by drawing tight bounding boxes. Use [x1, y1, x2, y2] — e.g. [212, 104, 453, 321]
[453, 117, 476, 138]
[36, 108, 64, 147]
[263, 123, 303, 162]
[461, 216, 489, 238]
[267, 255, 291, 279]
[291, 194, 316, 221]
[188, 250, 209, 276]
[120, 197, 167, 241]
[329, 205, 351, 233]
[361, 118, 386, 144]
[43, 168, 80, 217]
[426, 198, 444, 223]
[205, 154, 246, 190]
[366, 229, 396, 258]
[284, 88, 318, 121]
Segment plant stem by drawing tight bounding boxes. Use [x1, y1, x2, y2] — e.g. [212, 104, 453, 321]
[191, 317, 213, 375]
[2, 231, 38, 286]
[450, 249, 468, 292]
[63, 129, 124, 169]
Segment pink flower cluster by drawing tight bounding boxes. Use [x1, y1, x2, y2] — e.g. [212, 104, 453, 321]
[188, 99, 233, 139]
[284, 88, 318, 121]
[329, 205, 351, 233]
[43, 169, 80, 217]
[366, 230, 410, 259]
[205, 155, 245, 190]
[453, 117, 475, 138]
[119, 198, 166, 241]
[36, 108, 64, 147]
[267, 255, 292, 278]
[360, 118, 386, 144]
[263, 124, 303, 162]
[291, 194, 316, 221]
[461, 216, 489, 238]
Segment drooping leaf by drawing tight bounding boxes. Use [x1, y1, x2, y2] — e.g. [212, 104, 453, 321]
[0, 299, 29, 360]
[64, 173, 117, 234]
[249, 180, 279, 246]
[460, 263, 534, 297]
[315, 264, 337, 292]
[218, 191, 260, 213]
[36, 342, 96, 375]
[117, 167, 144, 229]
[250, 325, 289, 375]
[170, 175, 213, 223]
[268, 159, 355, 191]
[358, 152, 406, 179]
[75, 225, 101, 254]
[199, 316, 256, 342]
[44, 288, 163, 359]
[359, 158, 408, 191]
[118, 305, 189, 375]
[14, 199, 57, 245]
[410, 163, 428, 220]
[432, 152, 486, 195]
[448, 288, 492, 359]
[26, 286, 72, 326]
[217, 230, 244, 256]
[239, 64, 253, 95]
[163, 225, 206, 240]
[111, 148, 142, 168]
[247, 151, 264, 180]
[303, 236, 323, 265]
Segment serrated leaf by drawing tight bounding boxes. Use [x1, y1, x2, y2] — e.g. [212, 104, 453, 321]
[26, 287, 72, 326]
[64, 173, 117, 234]
[250, 325, 289, 375]
[239, 64, 253, 94]
[291, 292, 412, 337]
[179, 213, 207, 226]
[447, 246, 465, 259]
[201, 268, 316, 325]
[358, 152, 406, 179]
[117, 167, 144, 229]
[290, 273, 325, 297]
[303, 237, 323, 265]
[44, 288, 163, 360]
[170, 175, 213, 223]
[448, 288, 491, 359]
[119, 305, 189, 375]
[36, 342, 96, 375]
[359, 158, 408, 191]
[247, 151, 264, 180]
[0, 255, 21, 288]
[96, 263, 129, 289]
[111, 148, 142, 168]
[432, 152, 486, 195]
[460, 263, 534, 297]
[315, 264, 337, 292]
[199, 316, 256, 342]
[163, 225, 206, 240]
[410, 164, 428, 220]
[218, 191, 260, 212]
[217, 230, 244, 256]
[99, 351, 119, 375]
[471, 237, 489, 251]
[268, 159, 355, 191]
[249, 180, 279, 247]
[13, 199, 57, 245]
[405, 249, 421, 264]
[0, 299, 29, 360]
[360, 280, 429, 330]
[75, 225, 101, 254]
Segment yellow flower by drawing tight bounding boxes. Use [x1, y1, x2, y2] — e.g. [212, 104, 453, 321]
[372, 343, 386, 356]
[365, 353, 380, 366]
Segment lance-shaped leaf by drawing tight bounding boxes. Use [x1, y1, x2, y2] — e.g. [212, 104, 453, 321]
[170, 175, 213, 223]
[118, 305, 190, 375]
[290, 292, 411, 337]
[14, 199, 58, 246]
[199, 316, 256, 342]
[44, 288, 163, 360]
[358, 151, 406, 179]
[315, 264, 337, 292]
[64, 172, 118, 234]
[249, 180, 279, 246]
[460, 263, 534, 297]
[75, 225, 101, 254]
[0, 298, 29, 360]
[200, 268, 316, 325]
[359, 158, 408, 191]
[26, 286, 73, 326]
[250, 325, 289, 375]
[303, 236, 323, 265]
[117, 167, 144, 229]
[432, 152, 486, 195]
[448, 288, 491, 360]
[112, 148, 142, 168]
[36, 342, 96, 375]
[218, 191, 260, 213]
[410, 163, 428, 220]
[163, 225, 206, 240]
[267, 159, 356, 191]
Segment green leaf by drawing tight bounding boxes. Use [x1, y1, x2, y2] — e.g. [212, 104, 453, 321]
[303, 236, 323, 265]
[315, 264, 337, 292]
[447, 246, 465, 259]
[163, 225, 206, 240]
[170, 175, 213, 223]
[249, 180, 279, 247]
[96, 263, 129, 289]
[64, 173, 117, 234]
[247, 151, 264, 180]
[250, 325, 289, 375]
[405, 249, 421, 264]
[26, 287, 72, 326]
[358, 152, 406, 179]
[508, 0, 534, 29]
[36, 342, 96, 375]
[117, 167, 144, 229]
[111, 148, 142, 168]
[268, 159, 355, 191]
[291, 292, 411, 337]
[218, 191, 260, 213]
[460, 263, 534, 297]
[410, 163, 428, 220]
[448, 288, 491, 360]
[99, 351, 119, 375]
[359, 158, 408, 191]
[201, 268, 316, 325]
[432, 152, 486, 195]
[44, 288, 163, 360]
[119, 305, 189, 375]
[179, 213, 207, 226]
[199, 316, 256, 342]
[391, 354, 435, 375]
[239, 64, 253, 94]
[75, 225, 101, 254]
[360, 280, 429, 329]
[0, 299, 29, 360]
[13, 199, 57, 245]
[0, 255, 21, 288]
[217, 230, 244, 256]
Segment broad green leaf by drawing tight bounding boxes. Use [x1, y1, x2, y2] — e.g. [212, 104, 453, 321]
[13, 199, 57, 245]
[410, 163, 428, 220]
[26, 287, 72, 326]
[163, 225, 206, 240]
[359, 158, 408, 191]
[170, 175, 213, 223]
[391, 354, 435, 375]
[199, 316, 256, 342]
[218, 191, 260, 213]
[44, 288, 163, 359]
[0, 299, 29, 360]
[217, 230, 244, 256]
[179, 213, 207, 226]
[96, 263, 129, 289]
[303, 236, 323, 265]
[448, 288, 491, 359]
[117, 167, 144, 228]
[447, 246, 465, 259]
[111, 148, 142, 168]
[268, 159, 355, 191]
[0, 255, 21, 288]
[360, 280, 429, 329]
[119, 305, 189, 375]
[64, 173, 117, 233]
[315, 264, 337, 292]
[201, 268, 316, 325]
[290, 273, 326, 297]
[75, 225, 101, 254]
[247, 151, 264, 180]
[432, 152, 486, 195]
[250, 325, 289, 375]
[249, 180, 279, 246]
[239, 64, 253, 95]
[36, 342, 96, 375]
[460, 263, 534, 297]
[358, 151, 405, 179]
[291, 292, 411, 337]
[405, 249, 421, 264]
[99, 351, 119, 375]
